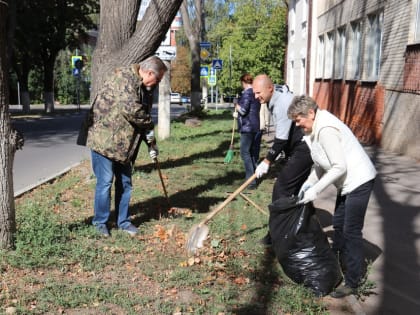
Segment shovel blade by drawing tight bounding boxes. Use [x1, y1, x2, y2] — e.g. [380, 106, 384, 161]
[185, 224, 209, 254]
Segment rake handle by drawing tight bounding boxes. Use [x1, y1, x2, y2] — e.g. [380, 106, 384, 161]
[230, 108, 237, 146]
[154, 158, 170, 206]
[239, 192, 268, 216]
[200, 173, 257, 226]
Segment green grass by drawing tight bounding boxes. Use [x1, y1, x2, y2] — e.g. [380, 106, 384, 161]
[0, 109, 340, 314]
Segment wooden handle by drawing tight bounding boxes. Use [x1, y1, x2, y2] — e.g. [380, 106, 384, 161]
[200, 174, 257, 226]
[230, 108, 237, 146]
[239, 192, 268, 216]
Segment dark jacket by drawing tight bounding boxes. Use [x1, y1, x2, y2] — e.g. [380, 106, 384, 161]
[85, 64, 154, 164]
[237, 87, 260, 133]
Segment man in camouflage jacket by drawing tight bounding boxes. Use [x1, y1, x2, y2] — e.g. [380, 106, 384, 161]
[83, 56, 167, 237]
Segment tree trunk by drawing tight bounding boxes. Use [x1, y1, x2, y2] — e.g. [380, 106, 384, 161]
[190, 39, 201, 110]
[0, 0, 16, 249]
[91, 0, 183, 101]
[43, 58, 56, 113]
[180, 0, 203, 111]
[21, 91, 30, 113]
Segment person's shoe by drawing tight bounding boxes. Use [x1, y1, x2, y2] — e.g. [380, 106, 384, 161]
[120, 224, 138, 236]
[330, 284, 356, 298]
[259, 232, 272, 248]
[95, 224, 110, 237]
[247, 183, 257, 190]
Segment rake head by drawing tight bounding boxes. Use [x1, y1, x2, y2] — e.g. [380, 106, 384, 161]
[224, 147, 234, 164]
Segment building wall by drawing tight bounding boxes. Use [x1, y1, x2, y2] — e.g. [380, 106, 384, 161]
[310, 0, 420, 159]
[379, 1, 420, 158]
[287, 0, 309, 95]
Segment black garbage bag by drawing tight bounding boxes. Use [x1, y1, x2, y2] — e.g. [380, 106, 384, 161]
[268, 196, 342, 296]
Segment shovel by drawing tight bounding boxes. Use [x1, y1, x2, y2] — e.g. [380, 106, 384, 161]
[186, 174, 257, 254]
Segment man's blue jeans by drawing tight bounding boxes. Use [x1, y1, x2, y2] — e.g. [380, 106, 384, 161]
[332, 179, 375, 288]
[240, 131, 261, 186]
[91, 150, 133, 229]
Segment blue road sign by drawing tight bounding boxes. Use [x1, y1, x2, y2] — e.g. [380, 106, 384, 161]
[208, 75, 216, 86]
[200, 42, 211, 49]
[200, 66, 209, 77]
[212, 59, 223, 70]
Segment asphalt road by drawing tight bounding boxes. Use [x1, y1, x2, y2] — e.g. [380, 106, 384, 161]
[11, 104, 189, 197]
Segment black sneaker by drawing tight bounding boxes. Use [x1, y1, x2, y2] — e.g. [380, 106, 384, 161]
[259, 232, 272, 248]
[330, 284, 356, 298]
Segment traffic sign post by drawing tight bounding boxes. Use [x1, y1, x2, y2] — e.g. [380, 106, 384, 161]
[208, 75, 216, 86]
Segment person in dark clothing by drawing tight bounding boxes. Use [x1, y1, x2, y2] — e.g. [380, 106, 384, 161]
[252, 74, 313, 246]
[233, 73, 261, 189]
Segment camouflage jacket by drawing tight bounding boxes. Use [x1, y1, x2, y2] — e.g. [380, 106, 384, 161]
[86, 64, 154, 164]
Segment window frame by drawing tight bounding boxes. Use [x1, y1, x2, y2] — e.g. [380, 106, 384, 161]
[334, 26, 346, 79]
[364, 11, 383, 81]
[347, 21, 362, 80]
[316, 34, 325, 78]
[324, 31, 335, 79]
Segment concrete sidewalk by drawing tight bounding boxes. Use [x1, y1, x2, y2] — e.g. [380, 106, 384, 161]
[262, 130, 420, 314]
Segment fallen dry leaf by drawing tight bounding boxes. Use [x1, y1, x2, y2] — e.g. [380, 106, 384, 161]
[233, 276, 250, 285]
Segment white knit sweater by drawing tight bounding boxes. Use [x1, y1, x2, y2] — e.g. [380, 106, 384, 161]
[304, 110, 376, 195]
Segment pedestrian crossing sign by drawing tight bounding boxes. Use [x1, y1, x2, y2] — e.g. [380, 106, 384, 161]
[212, 59, 223, 70]
[200, 66, 209, 77]
[208, 75, 216, 86]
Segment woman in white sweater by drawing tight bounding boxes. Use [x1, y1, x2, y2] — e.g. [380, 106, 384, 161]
[287, 95, 376, 298]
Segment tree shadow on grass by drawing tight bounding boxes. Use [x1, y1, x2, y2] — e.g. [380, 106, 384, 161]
[228, 249, 279, 315]
[132, 138, 234, 173]
[128, 169, 246, 225]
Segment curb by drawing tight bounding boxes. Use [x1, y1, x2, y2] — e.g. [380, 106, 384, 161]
[14, 161, 83, 198]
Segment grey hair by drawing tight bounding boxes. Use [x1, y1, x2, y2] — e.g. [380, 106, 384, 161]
[287, 95, 318, 119]
[139, 55, 168, 75]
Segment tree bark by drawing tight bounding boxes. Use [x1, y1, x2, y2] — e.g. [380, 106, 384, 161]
[180, 0, 203, 111]
[0, 0, 16, 249]
[91, 0, 183, 101]
[43, 57, 56, 113]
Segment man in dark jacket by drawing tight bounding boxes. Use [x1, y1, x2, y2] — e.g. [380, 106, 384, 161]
[252, 74, 313, 246]
[83, 56, 167, 237]
[234, 73, 261, 189]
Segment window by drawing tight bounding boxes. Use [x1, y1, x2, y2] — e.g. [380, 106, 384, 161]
[300, 58, 306, 94]
[347, 21, 362, 79]
[334, 27, 346, 79]
[289, 60, 295, 90]
[316, 35, 325, 78]
[302, 0, 308, 23]
[416, 0, 420, 42]
[325, 31, 334, 79]
[365, 12, 383, 81]
[290, 0, 296, 41]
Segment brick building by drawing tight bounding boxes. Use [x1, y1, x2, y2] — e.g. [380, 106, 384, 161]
[287, 0, 420, 160]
